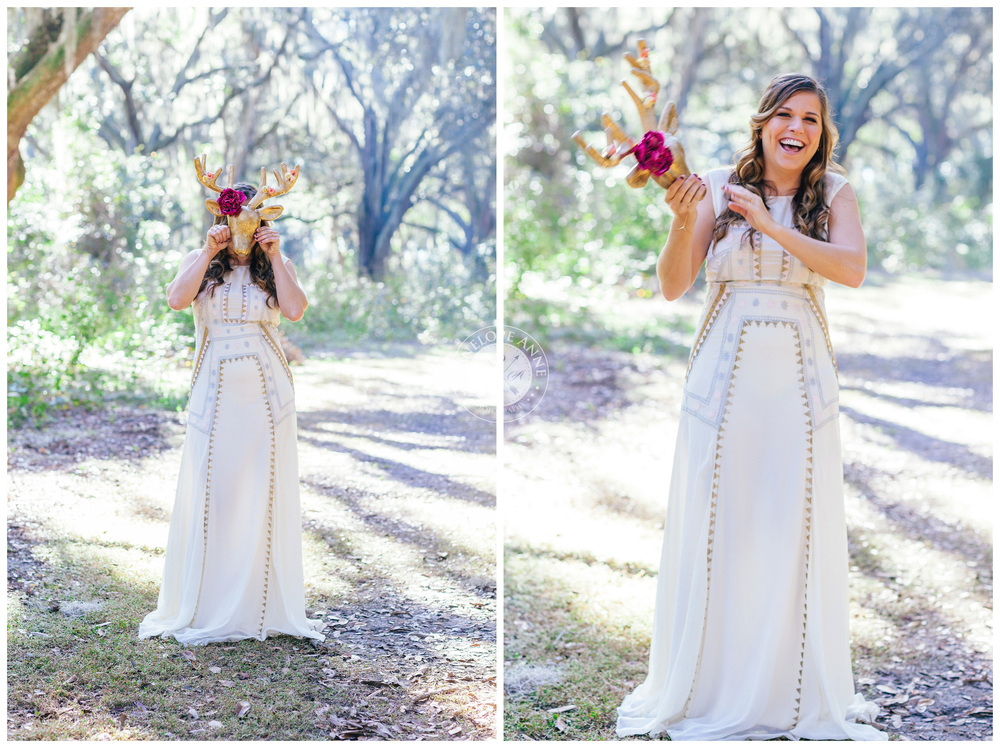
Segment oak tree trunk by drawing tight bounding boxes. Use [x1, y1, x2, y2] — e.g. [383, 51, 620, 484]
[7, 7, 130, 203]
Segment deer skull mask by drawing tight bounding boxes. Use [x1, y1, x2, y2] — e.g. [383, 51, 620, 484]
[194, 155, 300, 256]
[572, 40, 691, 191]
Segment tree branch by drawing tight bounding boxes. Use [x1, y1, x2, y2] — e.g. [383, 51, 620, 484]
[95, 53, 144, 152]
[8, 7, 131, 201]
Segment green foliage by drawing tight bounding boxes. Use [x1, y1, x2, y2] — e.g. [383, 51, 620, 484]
[297, 237, 496, 346]
[7, 125, 192, 426]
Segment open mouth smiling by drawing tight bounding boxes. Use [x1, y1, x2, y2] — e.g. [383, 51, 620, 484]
[779, 138, 805, 153]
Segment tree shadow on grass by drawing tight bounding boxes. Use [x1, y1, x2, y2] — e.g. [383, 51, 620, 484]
[838, 349, 992, 414]
[7, 406, 184, 473]
[840, 404, 992, 481]
[298, 405, 494, 457]
[510, 346, 674, 429]
[844, 462, 991, 589]
[301, 483, 497, 595]
[296, 429, 495, 507]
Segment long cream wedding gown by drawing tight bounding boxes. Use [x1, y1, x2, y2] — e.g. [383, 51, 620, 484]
[139, 261, 325, 645]
[616, 168, 887, 740]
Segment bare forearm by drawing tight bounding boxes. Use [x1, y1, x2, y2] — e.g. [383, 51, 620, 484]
[166, 249, 212, 310]
[656, 222, 699, 301]
[271, 258, 308, 321]
[767, 222, 866, 288]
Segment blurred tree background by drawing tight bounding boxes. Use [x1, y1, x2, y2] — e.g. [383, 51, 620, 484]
[505, 7, 992, 342]
[7, 7, 496, 426]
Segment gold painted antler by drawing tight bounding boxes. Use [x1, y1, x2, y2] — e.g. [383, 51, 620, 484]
[572, 40, 691, 191]
[621, 40, 659, 133]
[194, 154, 227, 193]
[247, 163, 300, 210]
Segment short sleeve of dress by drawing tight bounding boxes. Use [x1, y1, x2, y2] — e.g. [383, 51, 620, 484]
[824, 170, 850, 203]
[704, 167, 735, 219]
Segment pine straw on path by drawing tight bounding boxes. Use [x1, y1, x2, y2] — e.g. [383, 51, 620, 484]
[503, 275, 991, 741]
[8, 344, 496, 741]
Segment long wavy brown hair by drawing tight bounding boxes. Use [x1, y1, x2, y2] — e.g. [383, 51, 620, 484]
[198, 182, 279, 308]
[714, 73, 847, 248]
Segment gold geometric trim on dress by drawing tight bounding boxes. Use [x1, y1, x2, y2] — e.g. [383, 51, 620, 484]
[220, 282, 231, 320]
[190, 327, 209, 392]
[805, 285, 838, 375]
[254, 356, 277, 638]
[780, 251, 791, 282]
[789, 323, 815, 730]
[751, 230, 762, 281]
[750, 319, 796, 329]
[221, 281, 249, 323]
[685, 282, 729, 381]
[681, 317, 748, 719]
[190, 354, 232, 626]
[260, 322, 294, 387]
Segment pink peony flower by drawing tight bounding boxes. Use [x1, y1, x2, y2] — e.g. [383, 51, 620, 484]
[218, 188, 246, 216]
[629, 131, 674, 175]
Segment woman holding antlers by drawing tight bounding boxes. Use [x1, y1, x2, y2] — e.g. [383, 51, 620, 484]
[616, 74, 887, 739]
[139, 160, 325, 645]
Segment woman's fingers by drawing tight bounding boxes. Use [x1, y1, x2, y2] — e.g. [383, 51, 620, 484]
[665, 175, 685, 202]
[676, 174, 702, 205]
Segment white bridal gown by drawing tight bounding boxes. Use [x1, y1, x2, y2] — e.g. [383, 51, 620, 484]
[139, 261, 325, 646]
[616, 168, 886, 740]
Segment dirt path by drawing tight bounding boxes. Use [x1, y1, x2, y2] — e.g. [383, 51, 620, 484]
[8, 345, 496, 741]
[504, 276, 991, 740]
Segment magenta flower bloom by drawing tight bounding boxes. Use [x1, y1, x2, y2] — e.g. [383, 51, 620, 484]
[218, 188, 246, 216]
[630, 131, 674, 175]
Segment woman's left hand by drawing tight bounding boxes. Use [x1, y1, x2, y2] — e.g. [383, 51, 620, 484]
[722, 183, 777, 235]
[255, 227, 281, 258]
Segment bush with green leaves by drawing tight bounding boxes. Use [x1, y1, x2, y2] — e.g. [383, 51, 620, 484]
[7, 127, 193, 426]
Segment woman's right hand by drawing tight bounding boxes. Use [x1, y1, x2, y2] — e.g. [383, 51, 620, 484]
[664, 174, 707, 222]
[204, 225, 231, 257]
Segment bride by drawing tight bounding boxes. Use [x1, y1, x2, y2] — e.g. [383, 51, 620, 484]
[139, 161, 325, 645]
[616, 74, 887, 740]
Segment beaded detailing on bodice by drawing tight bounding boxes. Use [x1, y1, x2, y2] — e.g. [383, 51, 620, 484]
[187, 264, 293, 436]
[200, 265, 281, 330]
[703, 168, 849, 287]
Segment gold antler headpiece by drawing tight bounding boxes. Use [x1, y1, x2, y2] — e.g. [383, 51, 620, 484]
[572, 40, 691, 190]
[194, 154, 300, 256]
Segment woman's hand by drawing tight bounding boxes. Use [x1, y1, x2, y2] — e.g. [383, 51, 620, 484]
[664, 174, 706, 226]
[255, 227, 281, 259]
[205, 225, 230, 257]
[721, 183, 777, 235]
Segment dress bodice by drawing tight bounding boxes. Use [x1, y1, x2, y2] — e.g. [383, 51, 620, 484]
[186, 262, 294, 438]
[703, 168, 850, 286]
[192, 265, 282, 332]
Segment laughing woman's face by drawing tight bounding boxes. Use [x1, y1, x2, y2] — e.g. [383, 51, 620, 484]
[762, 90, 823, 175]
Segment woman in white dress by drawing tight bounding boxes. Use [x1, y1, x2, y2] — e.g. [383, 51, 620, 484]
[616, 74, 887, 740]
[139, 177, 325, 646]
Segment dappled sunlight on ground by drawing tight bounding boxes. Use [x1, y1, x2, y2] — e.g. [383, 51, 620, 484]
[8, 344, 496, 740]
